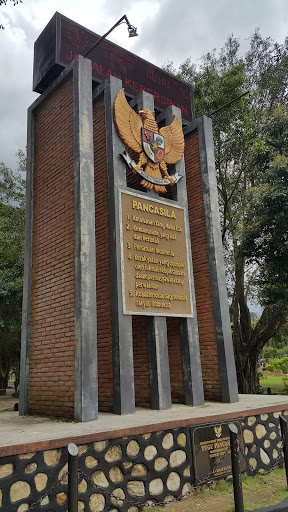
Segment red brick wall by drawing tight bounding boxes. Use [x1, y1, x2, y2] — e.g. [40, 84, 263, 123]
[29, 81, 221, 418]
[132, 317, 185, 407]
[93, 94, 114, 412]
[133, 317, 150, 408]
[184, 130, 222, 400]
[29, 76, 75, 418]
[167, 318, 185, 403]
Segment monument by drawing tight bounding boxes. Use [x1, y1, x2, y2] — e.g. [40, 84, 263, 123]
[2, 13, 288, 512]
[19, 12, 238, 423]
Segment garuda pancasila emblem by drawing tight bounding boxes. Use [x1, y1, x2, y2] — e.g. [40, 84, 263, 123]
[214, 425, 222, 438]
[113, 89, 184, 193]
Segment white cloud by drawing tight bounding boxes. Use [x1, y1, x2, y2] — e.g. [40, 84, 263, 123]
[132, 0, 288, 68]
[0, 0, 286, 168]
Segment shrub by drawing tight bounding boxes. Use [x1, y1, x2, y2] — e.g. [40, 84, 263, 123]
[262, 346, 279, 359]
[268, 357, 288, 374]
[265, 364, 275, 372]
[282, 375, 288, 395]
[279, 357, 288, 374]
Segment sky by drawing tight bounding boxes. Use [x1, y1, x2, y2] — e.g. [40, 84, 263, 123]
[0, 0, 287, 170]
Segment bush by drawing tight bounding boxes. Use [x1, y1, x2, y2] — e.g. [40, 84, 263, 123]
[268, 357, 288, 373]
[262, 347, 279, 360]
[282, 375, 288, 395]
[279, 357, 288, 373]
[265, 364, 275, 372]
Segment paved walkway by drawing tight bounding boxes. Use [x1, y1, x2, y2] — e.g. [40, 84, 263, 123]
[1, 393, 288, 454]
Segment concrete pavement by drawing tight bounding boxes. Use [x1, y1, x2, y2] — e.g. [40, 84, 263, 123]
[1, 394, 288, 454]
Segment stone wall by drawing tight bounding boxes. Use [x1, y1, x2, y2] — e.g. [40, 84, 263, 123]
[242, 411, 285, 475]
[1, 410, 287, 511]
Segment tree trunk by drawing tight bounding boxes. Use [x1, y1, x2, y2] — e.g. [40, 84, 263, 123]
[230, 247, 288, 393]
[231, 255, 288, 392]
[0, 364, 10, 389]
[234, 339, 260, 394]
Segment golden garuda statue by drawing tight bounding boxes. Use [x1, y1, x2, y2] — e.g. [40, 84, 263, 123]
[113, 89, 184, 193]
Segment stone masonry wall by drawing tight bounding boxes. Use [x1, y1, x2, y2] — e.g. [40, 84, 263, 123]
[242, 411, 285, 475]
[1, 411, 287, 511]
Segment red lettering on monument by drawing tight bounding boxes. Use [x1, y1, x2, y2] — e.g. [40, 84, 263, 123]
[133, 81, 139, 92]
[146, 70, 171, 89]
[67, 51, 79, 61]
[49, 15, 193, 121]
[92, 62, 100, 74]
[125, 78, 133, 89]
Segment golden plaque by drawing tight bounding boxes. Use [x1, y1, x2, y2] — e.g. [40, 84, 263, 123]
[120, 191, 193, 317]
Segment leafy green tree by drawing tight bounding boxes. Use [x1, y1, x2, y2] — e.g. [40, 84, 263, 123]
[266, 320, 288, 352]
[0, 151, 25, 388]
[234, 107, 288, 389]
[164, 31, 288, 393]
[242, 107, 288, 304]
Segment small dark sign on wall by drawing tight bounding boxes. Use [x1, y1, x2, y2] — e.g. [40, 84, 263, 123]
[33, 13, 194, 123]
[191, 420, 245, 484]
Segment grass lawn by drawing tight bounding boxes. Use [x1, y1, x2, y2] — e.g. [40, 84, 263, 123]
[160, 468, 288, 511]
[259, 374, 286, 394]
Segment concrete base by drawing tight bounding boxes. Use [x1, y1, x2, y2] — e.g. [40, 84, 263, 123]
[1, 394, 288, 511]
[1, 394, 288, 455]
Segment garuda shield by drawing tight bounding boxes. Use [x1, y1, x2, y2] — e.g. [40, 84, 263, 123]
[142, 128, 165, 164]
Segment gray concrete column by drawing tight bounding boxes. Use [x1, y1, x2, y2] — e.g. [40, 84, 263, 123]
[157, 105, 205, 407]
[131, 91, 172, 410]
[147, 316, 172, 410]
[19, 108, 34, 416]
[103, 76, 135, 414]
[73, 56, 98, 421]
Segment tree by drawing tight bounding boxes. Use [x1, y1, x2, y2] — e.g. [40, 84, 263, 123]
[242, 107, 288, 304]
[233, 106, 288, 391]
[267, 320, 288, 354]
[0, 151, 25, 389]
[0, 0, 22, 29]
[164, 31, 288, 393]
